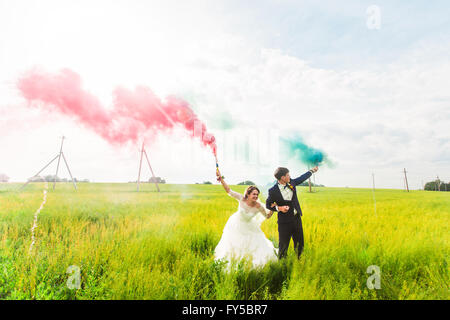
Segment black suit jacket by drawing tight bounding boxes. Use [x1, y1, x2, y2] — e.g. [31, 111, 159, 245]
[265, 171, 312, 224]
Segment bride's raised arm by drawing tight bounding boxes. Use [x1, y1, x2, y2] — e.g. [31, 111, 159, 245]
[216, 168, 242, 201]
[216, 168, 229, 192]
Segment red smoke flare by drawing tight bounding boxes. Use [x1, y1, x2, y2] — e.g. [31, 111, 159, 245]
[17, 68, 217, 156]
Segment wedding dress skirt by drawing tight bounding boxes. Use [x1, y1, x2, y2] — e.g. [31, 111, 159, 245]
[214, 190, 278, 268]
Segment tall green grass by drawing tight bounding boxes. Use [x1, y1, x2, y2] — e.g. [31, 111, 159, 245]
[0, 183, 448, 299]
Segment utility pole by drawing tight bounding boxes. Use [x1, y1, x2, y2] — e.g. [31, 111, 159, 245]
[403, 168, 409, 192]
[437, 175, 440, 191]
[313, 171, 317, 192]
[137, 142, 160, 192]
[21, 136, 77, 191]
[137, 142, 144, 191]
[53, 136, 65, 190]
[372, 173, 376, 189]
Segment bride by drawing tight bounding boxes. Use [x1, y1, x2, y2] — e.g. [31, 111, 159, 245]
[214, 168, 278, 268]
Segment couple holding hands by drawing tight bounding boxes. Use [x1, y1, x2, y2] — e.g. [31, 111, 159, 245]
[214, 166, 319, 267]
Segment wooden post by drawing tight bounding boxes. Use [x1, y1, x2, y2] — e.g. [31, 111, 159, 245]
[403, 168, 409, 192]
[308, 166, 312, 193]
[137, 142, 144, 191]
[372, 173, 376, 189]
[313, 170, 316, 192]
[21, 136, 76, 191]
[137, 142, 160, 192]
[61, 152, 77, 190]
[53, 136, 65, 190]
[144, 149, 160, 192]
[20, 154, 60, 190]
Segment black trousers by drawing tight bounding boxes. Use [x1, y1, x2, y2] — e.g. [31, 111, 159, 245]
[278, 215, 304, 259]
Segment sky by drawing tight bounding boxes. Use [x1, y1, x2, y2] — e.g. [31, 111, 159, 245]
[0, 0, 449, 189]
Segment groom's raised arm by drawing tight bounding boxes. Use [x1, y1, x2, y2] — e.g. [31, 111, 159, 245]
[290, 170, 313, 186]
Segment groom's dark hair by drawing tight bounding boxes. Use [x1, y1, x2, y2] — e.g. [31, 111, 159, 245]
[274, 167, 289, 180]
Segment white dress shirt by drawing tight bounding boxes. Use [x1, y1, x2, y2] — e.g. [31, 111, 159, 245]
[277, 182, 298, 214]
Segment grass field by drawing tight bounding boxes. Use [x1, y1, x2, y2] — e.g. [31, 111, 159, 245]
[0, 182, 448, 300]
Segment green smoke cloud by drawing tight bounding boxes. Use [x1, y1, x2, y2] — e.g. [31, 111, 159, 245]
[280, 133, 332, 167]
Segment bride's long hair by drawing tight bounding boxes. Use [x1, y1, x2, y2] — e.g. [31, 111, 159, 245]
[243, 186, 260, 200]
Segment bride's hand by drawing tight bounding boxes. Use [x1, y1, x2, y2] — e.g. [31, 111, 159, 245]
[216, 169, 223, 182]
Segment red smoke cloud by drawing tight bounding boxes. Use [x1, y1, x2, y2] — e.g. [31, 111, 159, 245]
[17, 68, 217, 155]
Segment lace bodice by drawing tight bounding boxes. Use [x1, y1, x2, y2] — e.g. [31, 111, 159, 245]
[228, 189, 269, 222]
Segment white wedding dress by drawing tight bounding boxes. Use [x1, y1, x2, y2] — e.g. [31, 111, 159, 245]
[214, 189, 278, 268]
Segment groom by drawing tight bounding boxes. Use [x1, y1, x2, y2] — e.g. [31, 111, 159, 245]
[266, 166, 319, 259]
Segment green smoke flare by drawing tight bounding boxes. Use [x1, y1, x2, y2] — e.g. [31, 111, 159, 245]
[280, 134, 329, 167]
